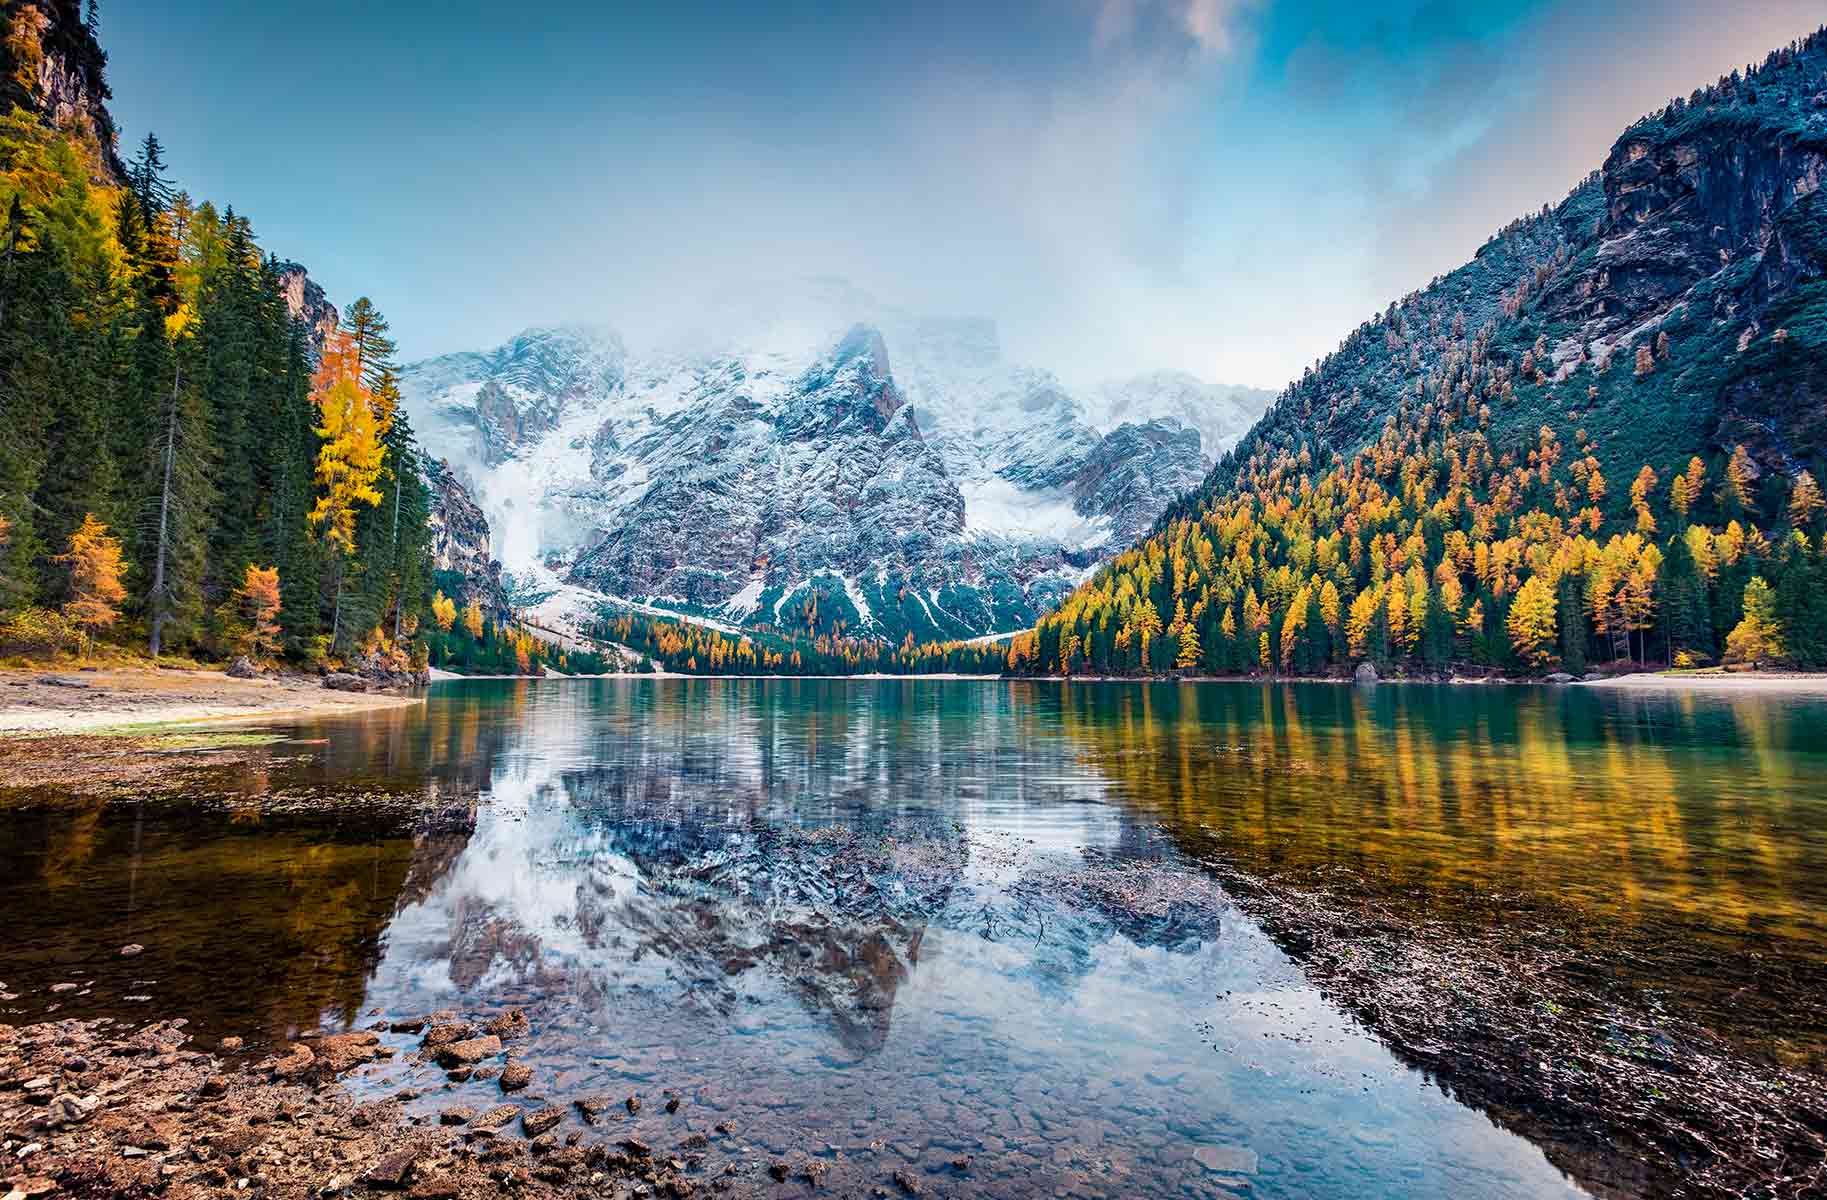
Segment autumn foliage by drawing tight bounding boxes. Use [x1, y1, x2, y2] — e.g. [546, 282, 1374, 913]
[308, 331, 390, 553]
[54, 514, 126, 647]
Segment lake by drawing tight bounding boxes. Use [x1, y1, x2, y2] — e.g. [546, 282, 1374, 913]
[4, 678, 1825, 1198]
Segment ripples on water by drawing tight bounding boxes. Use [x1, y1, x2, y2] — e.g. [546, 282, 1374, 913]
[4, 678, 1825, 1198]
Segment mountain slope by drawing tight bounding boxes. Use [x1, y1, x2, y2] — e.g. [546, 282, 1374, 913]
[1017, 27, 1827, 678]
[400, 314, 1269, 646]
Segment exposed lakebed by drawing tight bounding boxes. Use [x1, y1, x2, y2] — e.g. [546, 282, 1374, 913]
[4, 678, 1825, 1198]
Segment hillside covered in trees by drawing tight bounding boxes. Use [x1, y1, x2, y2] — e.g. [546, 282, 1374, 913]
[1010, 28, 1827, 680]
[0, 0, 595, 677]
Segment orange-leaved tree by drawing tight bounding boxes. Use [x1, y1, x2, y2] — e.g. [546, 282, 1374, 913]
[234, 564, 283, 660]
[55, 514, 127, 655]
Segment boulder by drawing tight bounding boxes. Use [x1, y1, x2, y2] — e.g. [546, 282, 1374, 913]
[434, 1034, 501, 1068]
[1545, 672, 1575, 683]
[323, 673, 367, 692]
[226, 656, 259, 679]
[1353, 661, 1379, 684]
[37, 1092, 100, 1128]
[312, 1031, 382, 1076]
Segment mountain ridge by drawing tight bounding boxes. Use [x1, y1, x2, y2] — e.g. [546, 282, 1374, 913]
[399, 313, 1271, 646]
[1015, 24, 1827, 680]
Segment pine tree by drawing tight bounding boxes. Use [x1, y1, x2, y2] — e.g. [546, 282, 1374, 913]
[1557, 574, 1587, 674]
[342, 297, 396, 391]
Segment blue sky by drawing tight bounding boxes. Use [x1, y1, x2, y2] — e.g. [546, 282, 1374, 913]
[102, 1, 1823, 388]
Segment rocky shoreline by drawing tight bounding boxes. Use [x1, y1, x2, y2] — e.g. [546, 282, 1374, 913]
[1197, 859, 1827, 1200]
[0, 1010, 812, 1200]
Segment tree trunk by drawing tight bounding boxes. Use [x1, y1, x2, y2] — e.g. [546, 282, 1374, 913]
[330, 556, 344, 649]
[390, 469, 402, 642]
[148, 361, 181, 658]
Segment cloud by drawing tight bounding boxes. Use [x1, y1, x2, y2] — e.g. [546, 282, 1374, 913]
[1090, 0, 1255, 57]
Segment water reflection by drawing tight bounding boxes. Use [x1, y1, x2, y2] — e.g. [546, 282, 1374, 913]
[8, 678, 1822, 1197]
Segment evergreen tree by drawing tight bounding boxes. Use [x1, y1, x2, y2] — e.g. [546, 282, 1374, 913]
[1557, 575, 1587, 675]
[1657, 528, 1712, 661]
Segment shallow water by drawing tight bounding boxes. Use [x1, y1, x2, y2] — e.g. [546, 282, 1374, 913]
[5, 678, 1826, 1197]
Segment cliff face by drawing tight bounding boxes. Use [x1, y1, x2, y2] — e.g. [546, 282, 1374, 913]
[425, 458, 508, 618]
[273, 261, 342, 349]
[1, 1, 123, 181]
[1177, 27, 1827, 532]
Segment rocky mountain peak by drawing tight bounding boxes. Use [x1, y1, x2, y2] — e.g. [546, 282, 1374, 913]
[789, 324, 906, 434]
[400, 309, 1269, 645]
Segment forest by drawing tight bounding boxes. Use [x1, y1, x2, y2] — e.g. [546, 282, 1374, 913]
[1007, 413, 1826, 678]
[0, 4, 587, 677]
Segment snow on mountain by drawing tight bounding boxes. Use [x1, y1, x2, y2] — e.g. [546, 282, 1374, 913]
[400, 308, 1267, 644]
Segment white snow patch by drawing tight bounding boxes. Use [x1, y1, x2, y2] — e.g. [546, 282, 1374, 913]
[773, 581, 803, 621]
[842, 575, 874, 629]
[722, 576, 767, 621]
[959, 478, 1113, 549]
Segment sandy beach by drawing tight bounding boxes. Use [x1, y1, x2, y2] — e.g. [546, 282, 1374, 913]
[1579, 671, 1827, 696]
[0, 666, 422, 733]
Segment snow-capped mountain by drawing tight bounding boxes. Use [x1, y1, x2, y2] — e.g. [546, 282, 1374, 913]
[400, 310, 1268, 644]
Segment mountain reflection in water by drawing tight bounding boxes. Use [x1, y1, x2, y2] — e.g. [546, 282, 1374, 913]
[7, 677, 1821, 1198]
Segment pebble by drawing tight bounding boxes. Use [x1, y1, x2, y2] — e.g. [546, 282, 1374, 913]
[119, 943, 144, 957]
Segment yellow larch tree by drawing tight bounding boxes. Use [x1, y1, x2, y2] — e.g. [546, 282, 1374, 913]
[431, 590, 457, 632]
[1506, 575, 1558, 669]
[1724, 576, 1784, 668]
